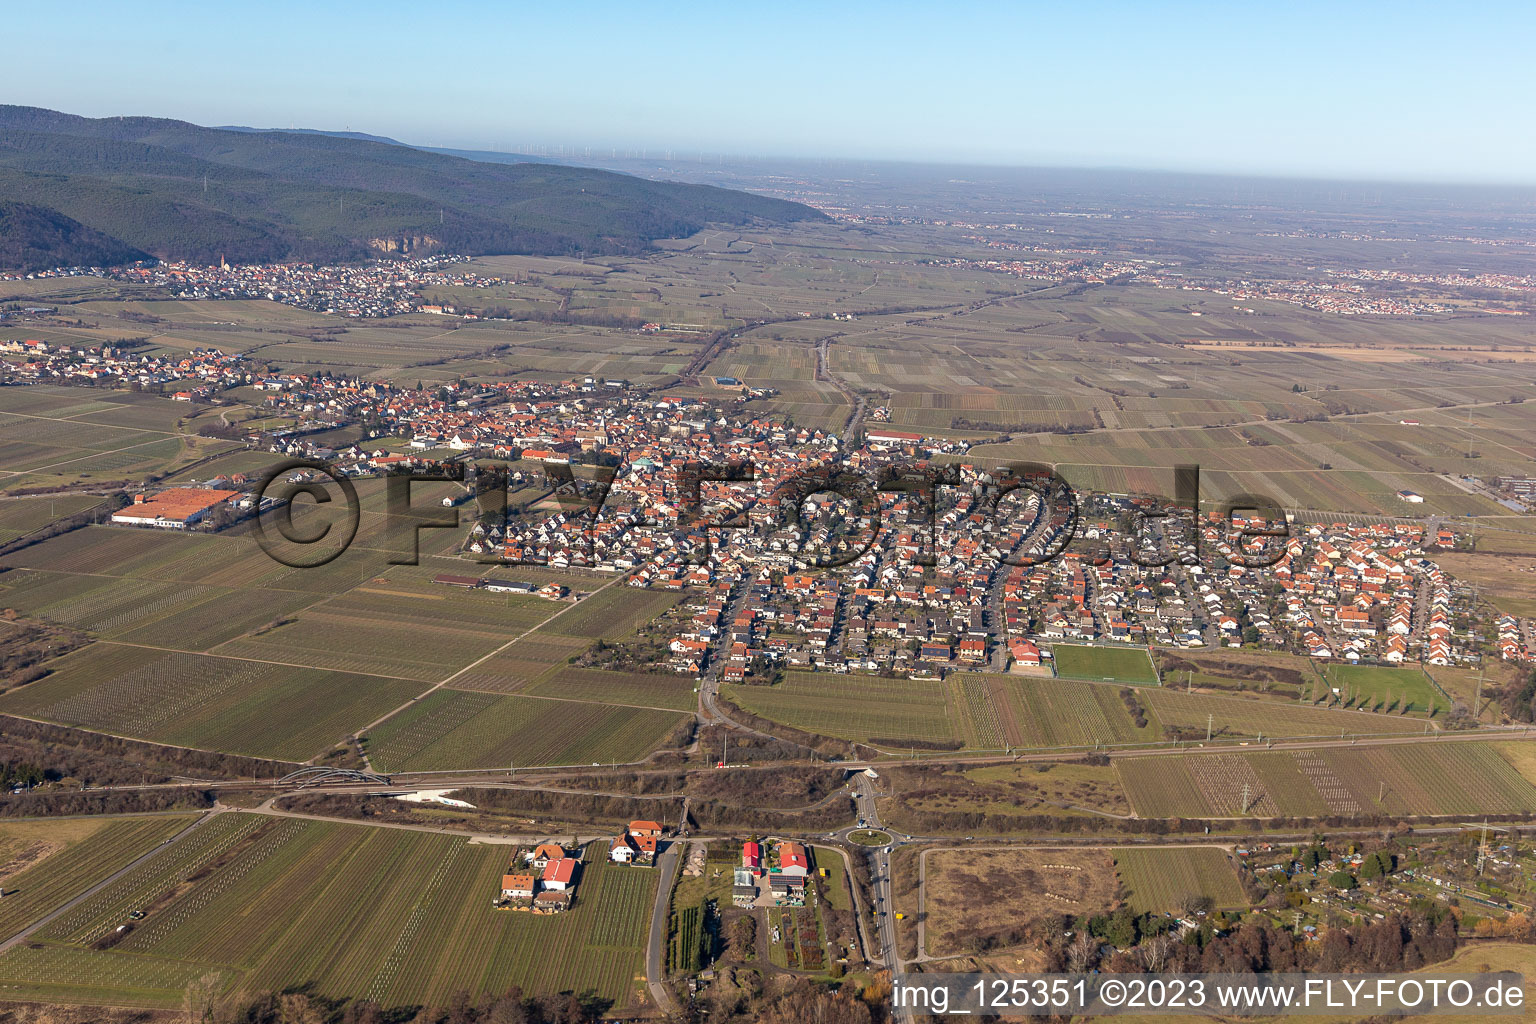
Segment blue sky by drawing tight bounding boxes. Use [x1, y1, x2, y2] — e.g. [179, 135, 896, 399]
[6, 1, 1534, 183]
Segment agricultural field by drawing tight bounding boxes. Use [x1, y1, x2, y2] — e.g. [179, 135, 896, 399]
[1119, 751, 1331, 819]
[672, 904, 707, 973]
[991, 675, 1159, 748]
[1435, 552, 1536, 618]
[0, 815, 194, 942]
[1112, 847, 1247, 915]
[1051, 645, 1160, 685]
[1141, 687, 1426, 741]
[543, 586, 684, 640]
[724, 672, 959, 748]
[362, 688, 689, 771]
[923, 848, 1119, 958]
[0, 494, 102, 543]
[1314, 743, 1536, 817]
[0, 644, 421, 761]
[1155, 648, 1320, 700]
[1492, 740, 1536, 786]
[448, 633, 595, 693]
[1116, 742, 1536, 819]
[0, 567, 321, 652]
[522, 666, 698, 712]
[213, 581, 550, 680]
[0, 508, 688, 769]
[1, 526, 302, 588]
[0, 819, 656, 1012]
[0, 386, 238, 494]
[724, 672, 1157, 751]
[879, 760, 1130, 834]
[0, 818, 108, 881]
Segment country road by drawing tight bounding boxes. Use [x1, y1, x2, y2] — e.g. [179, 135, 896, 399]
[352, 566, 641, 767]
[0, 808, 222, 954]
[646, 840, 682, 1016]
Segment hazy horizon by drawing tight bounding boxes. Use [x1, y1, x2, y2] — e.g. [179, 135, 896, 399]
[6, 0, 1536, 187]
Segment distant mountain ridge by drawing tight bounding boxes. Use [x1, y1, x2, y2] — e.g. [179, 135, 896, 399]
[0, 106, 825, 269]
[216, 125, 561, 165]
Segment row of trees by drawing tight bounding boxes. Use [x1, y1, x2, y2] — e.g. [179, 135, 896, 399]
[0, 714, 298, 789]
[181, 983, 610, 1024]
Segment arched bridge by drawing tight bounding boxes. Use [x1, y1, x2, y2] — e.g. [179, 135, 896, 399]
[277, 767, 391, 788]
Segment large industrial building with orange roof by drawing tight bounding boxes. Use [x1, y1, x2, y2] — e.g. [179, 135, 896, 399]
[110, 488, 241, 529]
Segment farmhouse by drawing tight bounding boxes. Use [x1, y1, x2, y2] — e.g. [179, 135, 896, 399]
[532, 890, 572, 914]
[111, 488, 241, 529]
[500, 872, 535, 900]
[610, 831, 658, 864]
[769, 874, 807, 904]
[778, 842, 809, 877]
[542, 857, 578, 891]
[527, 843, 566, 868]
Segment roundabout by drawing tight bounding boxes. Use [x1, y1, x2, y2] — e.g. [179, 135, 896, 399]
[847, 828, 893, 847]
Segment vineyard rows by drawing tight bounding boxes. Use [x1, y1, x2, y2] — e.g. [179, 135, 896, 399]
[366, 690, 687, 771]
[0, 817, 192, 941]
[365, 839, 465, 1003]
[0, 945, 221, 1008]
[2, 648, 418, 761]
[43, 813, 269, 944]
[957, 675, 1005, 748]
[1113, 848, 1246, 914]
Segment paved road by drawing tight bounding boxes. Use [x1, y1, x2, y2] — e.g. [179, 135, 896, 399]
[646, 841, 683, 1016]
[0, 808, 221, 954]
[853, 772, 913, 1023]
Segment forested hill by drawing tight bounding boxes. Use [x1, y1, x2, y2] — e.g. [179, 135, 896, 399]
[0, 106, 826, 268]
[0, 201, 148, 274]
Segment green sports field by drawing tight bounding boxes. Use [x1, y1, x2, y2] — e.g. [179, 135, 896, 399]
[1051, 644, 1160, 684]
[1322, 663, 1442, 715]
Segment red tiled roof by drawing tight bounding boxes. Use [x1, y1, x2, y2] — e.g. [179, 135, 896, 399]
[542, 858, 576, 885]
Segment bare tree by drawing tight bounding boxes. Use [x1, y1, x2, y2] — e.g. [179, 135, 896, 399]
[1138, 932, 1177, 973]
[1066, 929, 1098, 973]
[182, 972, 224, 1024]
